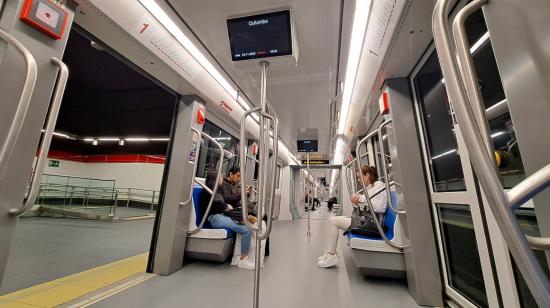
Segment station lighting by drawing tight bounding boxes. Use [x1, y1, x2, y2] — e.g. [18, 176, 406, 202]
[470, 32, 490, 54]
[337, 0, 372, 135]
[98, 138, 120, 142]
[431, 149, 457, 160]
[125, 138, 150, 142]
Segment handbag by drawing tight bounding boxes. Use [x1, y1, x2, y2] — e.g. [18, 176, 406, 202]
[345, 205, 386, 237]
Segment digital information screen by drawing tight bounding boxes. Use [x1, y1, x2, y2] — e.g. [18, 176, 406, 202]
[297, 140, 318, 153]
[227, 10, 293, 61]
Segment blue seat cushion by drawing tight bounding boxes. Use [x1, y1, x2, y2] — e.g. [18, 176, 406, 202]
[346, 191, 398, 241]
[192, 185, 234, 237]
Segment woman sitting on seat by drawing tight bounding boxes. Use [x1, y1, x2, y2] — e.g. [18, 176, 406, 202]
[200, 171, 255, 269]
[317, 165, 387, 268]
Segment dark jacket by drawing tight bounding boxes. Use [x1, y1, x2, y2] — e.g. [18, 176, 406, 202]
[199, 189, 227, 217]
[221, 178, 241, 207]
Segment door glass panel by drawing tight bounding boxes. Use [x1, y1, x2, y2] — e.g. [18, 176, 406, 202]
[437, 203, 488, 307]
[465, 9, 526, 188]
[414, 52, 466, 192]
[512, 209, 550, 307]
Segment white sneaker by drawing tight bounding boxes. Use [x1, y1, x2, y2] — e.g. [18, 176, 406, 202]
[318, 249, 329, 261]
[237, 257, 255, 270]
[317, 253, 340, 268]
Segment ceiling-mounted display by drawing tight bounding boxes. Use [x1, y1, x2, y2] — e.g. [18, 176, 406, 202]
[297, 140, 318, 153]
[227, 10, 293, 61]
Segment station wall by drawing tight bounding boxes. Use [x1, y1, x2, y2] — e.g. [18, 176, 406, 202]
[38, 153, 166, 191]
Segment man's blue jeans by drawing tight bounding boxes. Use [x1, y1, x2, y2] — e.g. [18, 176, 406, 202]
[208, 214, 251, 255]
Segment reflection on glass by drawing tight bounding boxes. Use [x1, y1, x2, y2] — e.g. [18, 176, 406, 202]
[437, 203, 488, 307]
[512, 209, 550, 308]
[465, 9, 526, 188]
[196, 120, 240, 178]
[414, 52, 466, 192]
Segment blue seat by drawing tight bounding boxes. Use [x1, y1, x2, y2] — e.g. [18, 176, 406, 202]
[191, 185, 234, 238]
[346, 191, 398, 242]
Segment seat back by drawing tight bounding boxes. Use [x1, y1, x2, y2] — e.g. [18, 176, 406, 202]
[192, 185, 213, 229]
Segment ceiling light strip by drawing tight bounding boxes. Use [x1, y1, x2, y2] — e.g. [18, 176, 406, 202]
[337, 0, 372, 135]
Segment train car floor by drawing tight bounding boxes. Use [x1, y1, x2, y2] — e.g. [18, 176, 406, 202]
[90, 218, 419, 308]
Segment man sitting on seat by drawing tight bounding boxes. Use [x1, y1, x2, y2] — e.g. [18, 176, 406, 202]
[221, 166, 253, 209]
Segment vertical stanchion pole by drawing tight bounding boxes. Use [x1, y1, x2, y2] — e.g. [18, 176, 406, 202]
[126, 188, 131, 207]
[150, 191, 155, 213]
[252, 60, 269, 308]
[307, 153, 311, 237]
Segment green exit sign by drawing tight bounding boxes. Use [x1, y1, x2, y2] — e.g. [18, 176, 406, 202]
[48, 160, 60, 168]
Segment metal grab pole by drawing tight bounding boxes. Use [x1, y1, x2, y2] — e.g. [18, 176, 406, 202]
[306, 153, 311, 237]
[9, 58, 65, 216]
[238, 62, 279, 308]
[433, 0, 550, 305]
[355, 125, 409, 250]
[187, 133, 225, 235]
[451, 0, 550, 250]
[253, 61, 268, 308]
[376, 121, 405, 215]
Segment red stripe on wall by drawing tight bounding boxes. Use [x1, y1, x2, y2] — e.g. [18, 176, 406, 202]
[43, 150, 166, 164]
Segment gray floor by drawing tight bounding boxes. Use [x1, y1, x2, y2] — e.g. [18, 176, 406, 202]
[92, 208, 419, 308]
[0, 217, 154, 295]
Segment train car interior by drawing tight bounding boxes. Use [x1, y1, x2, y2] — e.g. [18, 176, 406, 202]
[0, 0, 549, 307]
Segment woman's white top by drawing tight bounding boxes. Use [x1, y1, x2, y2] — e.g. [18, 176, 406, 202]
[358, 181, 388, 213]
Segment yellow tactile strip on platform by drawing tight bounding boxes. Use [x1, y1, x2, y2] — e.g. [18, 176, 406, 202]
[0, 253, 148, 308]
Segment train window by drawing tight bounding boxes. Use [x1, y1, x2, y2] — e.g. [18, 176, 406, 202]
[414, 52, 466, 192]
[195, 120, 239, 178]
[465, 9, 526, 188]
[437, 203, 488, 307]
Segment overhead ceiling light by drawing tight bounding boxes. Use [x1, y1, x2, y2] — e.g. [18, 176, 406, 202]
[98, 138, 120, 142]
[52, 131, 70, 139]
[337, 0, 372, 134]
[138, 0, 240, 103]
[431, 149, 457, 160]
[125, 138, 150, 142]
[470, 31, 490, 54]
[83, 138, 95, 142]
[150, 138, 170, 141]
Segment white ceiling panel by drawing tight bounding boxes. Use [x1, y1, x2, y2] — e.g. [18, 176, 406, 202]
[166, 0, 344, 156]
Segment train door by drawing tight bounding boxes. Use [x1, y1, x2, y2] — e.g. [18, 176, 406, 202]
[414, 1, 550, 307]
[0, 0, 77, 286]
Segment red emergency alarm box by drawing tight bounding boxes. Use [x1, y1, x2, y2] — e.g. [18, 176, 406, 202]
[20, 0, 68, 40]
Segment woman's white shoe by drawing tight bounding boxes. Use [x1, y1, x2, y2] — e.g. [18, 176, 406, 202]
[317, 253, 340, 268]
[318, 249, 329, 261]
[237, 257, 255, 269]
